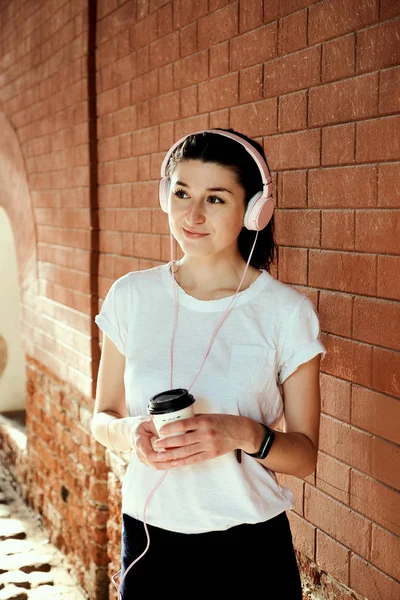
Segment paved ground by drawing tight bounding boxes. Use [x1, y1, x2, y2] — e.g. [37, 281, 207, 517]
[0, 467, 88, 600]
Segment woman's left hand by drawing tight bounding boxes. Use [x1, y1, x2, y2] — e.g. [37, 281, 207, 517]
[152, 413, 263, 469]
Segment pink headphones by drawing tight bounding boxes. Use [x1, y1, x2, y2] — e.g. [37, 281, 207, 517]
[159, 129, 275, 231]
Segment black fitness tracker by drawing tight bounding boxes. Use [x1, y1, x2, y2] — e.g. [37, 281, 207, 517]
[244, 424, 275, 460]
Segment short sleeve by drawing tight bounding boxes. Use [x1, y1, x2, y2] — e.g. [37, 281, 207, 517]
[277, 297, 326, 386]
[95, 278, 129, 356]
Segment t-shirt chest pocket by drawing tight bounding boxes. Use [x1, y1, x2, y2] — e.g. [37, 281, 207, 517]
[228, 344, 276, 393]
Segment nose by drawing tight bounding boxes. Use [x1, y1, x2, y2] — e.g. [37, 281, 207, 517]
[184, 200, 205, 225]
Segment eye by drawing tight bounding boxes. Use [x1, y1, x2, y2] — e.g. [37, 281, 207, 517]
[208, 195, 224, 204]
[172, 188, 189, 199]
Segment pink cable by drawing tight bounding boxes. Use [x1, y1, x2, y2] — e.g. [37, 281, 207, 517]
[113, 228, 258, 598]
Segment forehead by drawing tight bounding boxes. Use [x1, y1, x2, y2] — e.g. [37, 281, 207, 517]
[170, 159, 239, 187]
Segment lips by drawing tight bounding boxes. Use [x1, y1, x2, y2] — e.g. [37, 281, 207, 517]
[182, 227, 209, 238]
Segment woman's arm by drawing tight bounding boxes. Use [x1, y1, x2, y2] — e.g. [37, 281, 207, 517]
[91, 334, 130, 450]
[248, 354, 321, 478]
[91, 334, 159, 454]
[151, 355, 322, 478]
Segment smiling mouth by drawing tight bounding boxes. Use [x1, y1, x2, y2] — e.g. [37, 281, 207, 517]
[182, 228, 209, 238]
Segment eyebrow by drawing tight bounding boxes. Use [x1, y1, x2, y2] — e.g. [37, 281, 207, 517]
[175, 180, 233, 195]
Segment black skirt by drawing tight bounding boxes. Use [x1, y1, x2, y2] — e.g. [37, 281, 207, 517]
[118, 511, 302, 597]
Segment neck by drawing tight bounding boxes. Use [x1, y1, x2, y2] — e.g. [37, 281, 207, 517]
[173, 254, 256, 293]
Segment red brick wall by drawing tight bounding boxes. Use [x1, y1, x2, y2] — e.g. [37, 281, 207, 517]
[0, 1, 399, 599]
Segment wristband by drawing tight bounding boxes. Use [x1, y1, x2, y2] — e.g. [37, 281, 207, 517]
[244, 424, 275, 460]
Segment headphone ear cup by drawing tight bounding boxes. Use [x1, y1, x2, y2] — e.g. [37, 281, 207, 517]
[159, 177, 170, 213]
[244, 193, 275, 231]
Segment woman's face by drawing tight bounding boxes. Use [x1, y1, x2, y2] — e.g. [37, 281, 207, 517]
[168, 160, 246, 260]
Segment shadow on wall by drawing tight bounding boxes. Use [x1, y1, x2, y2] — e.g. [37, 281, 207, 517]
[0, 206, 26, 412]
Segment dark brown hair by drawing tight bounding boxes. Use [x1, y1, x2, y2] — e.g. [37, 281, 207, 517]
[165, 128, 276, 272]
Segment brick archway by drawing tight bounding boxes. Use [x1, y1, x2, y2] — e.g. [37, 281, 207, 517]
[0, 112, 37, 413]
[0, 112, 37, 292]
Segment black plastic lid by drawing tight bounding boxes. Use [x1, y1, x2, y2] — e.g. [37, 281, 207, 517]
[148, 388, 195, 415]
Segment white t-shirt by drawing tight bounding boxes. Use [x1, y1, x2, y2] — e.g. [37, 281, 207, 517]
[95, 261, 326, 533]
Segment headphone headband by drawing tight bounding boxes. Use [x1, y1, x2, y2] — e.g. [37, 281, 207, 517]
[160, 129, 272, 189]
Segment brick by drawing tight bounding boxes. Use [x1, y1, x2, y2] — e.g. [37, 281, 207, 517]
[131, 181, 159, 209]
[230, 23, 277, 71]
[239, 0, 263, 33]
[230, 99, 277, 137]
[308, 166, 377, 208]
[173, 51, 208, 89]
[305, 485, 371, 557]
[380, 0, 400, 18]
[278, 90, 307, 133]
[309, 74, 378, 127]
[320, 373, 351, 421]
[158, 64, 174, 94]
[174, 114, 209, 141]
[357, 115, 400, 162]
[198, 3, 238, 50]
[112, 106, 137, 136]
[209, 42, 229, 78]
[316, 452, 350, 505]
[198, 72, 238, 113]
[316, 530, 350, 585]
[351, 470, 400, 536]
[150, 91, 180, 124]
[351, 386, 400, 444]
[353, 297, 400, 351]
[350, 554, 400, 600]
[264, 46, 320, 98]
[309, 250, 376, 295]
[277, 170, 307, 208]
[379, 67, 400, 115]
[131, 71, 158, 105]
[379, 163, 400, 208]
[159, 122, 175, 151]
[128, 13, 158, 51]
[278, 10, 307, 55]
[321, 210, 355, 251]
[319, 414, 372, 474]
[173, 0, 208, 29]
[373, 347, 400, 398]
[371, 525, 400, 581]
[308, 0, 379, 44]
[320, 334, 373, 387]
[322, 34, 355, 83]
[371, 437, 400, 489]
[322, 124, 355, 166]
[287, 512, 315, 560]
[355, 210, 400, 255]
[274, 209, 320, 248]
[130, 127, 158, 157]
[98, 137, 119, 162]
[239, 65, 263, 103]
[114, 157, 138, 184]
[180, 86, 198, 117]
[277, 246, 308, 285]
[378, 256, 400, 301]
[276, 474, 304, 514]
[357, 19, 400, 73]
[209, 109, 229, 129]
[97, 87, 119, 116]
[319, 291, 352, 338]
[157, 3, 173, 38]
[264, 129, 320, 170]
[179, 22, 197, 58]
[150, 31, 179, 69]
[263, 0, 320, 23]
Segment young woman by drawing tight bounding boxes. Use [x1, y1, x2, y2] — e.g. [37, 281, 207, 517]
[91, 129, 326, 597]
